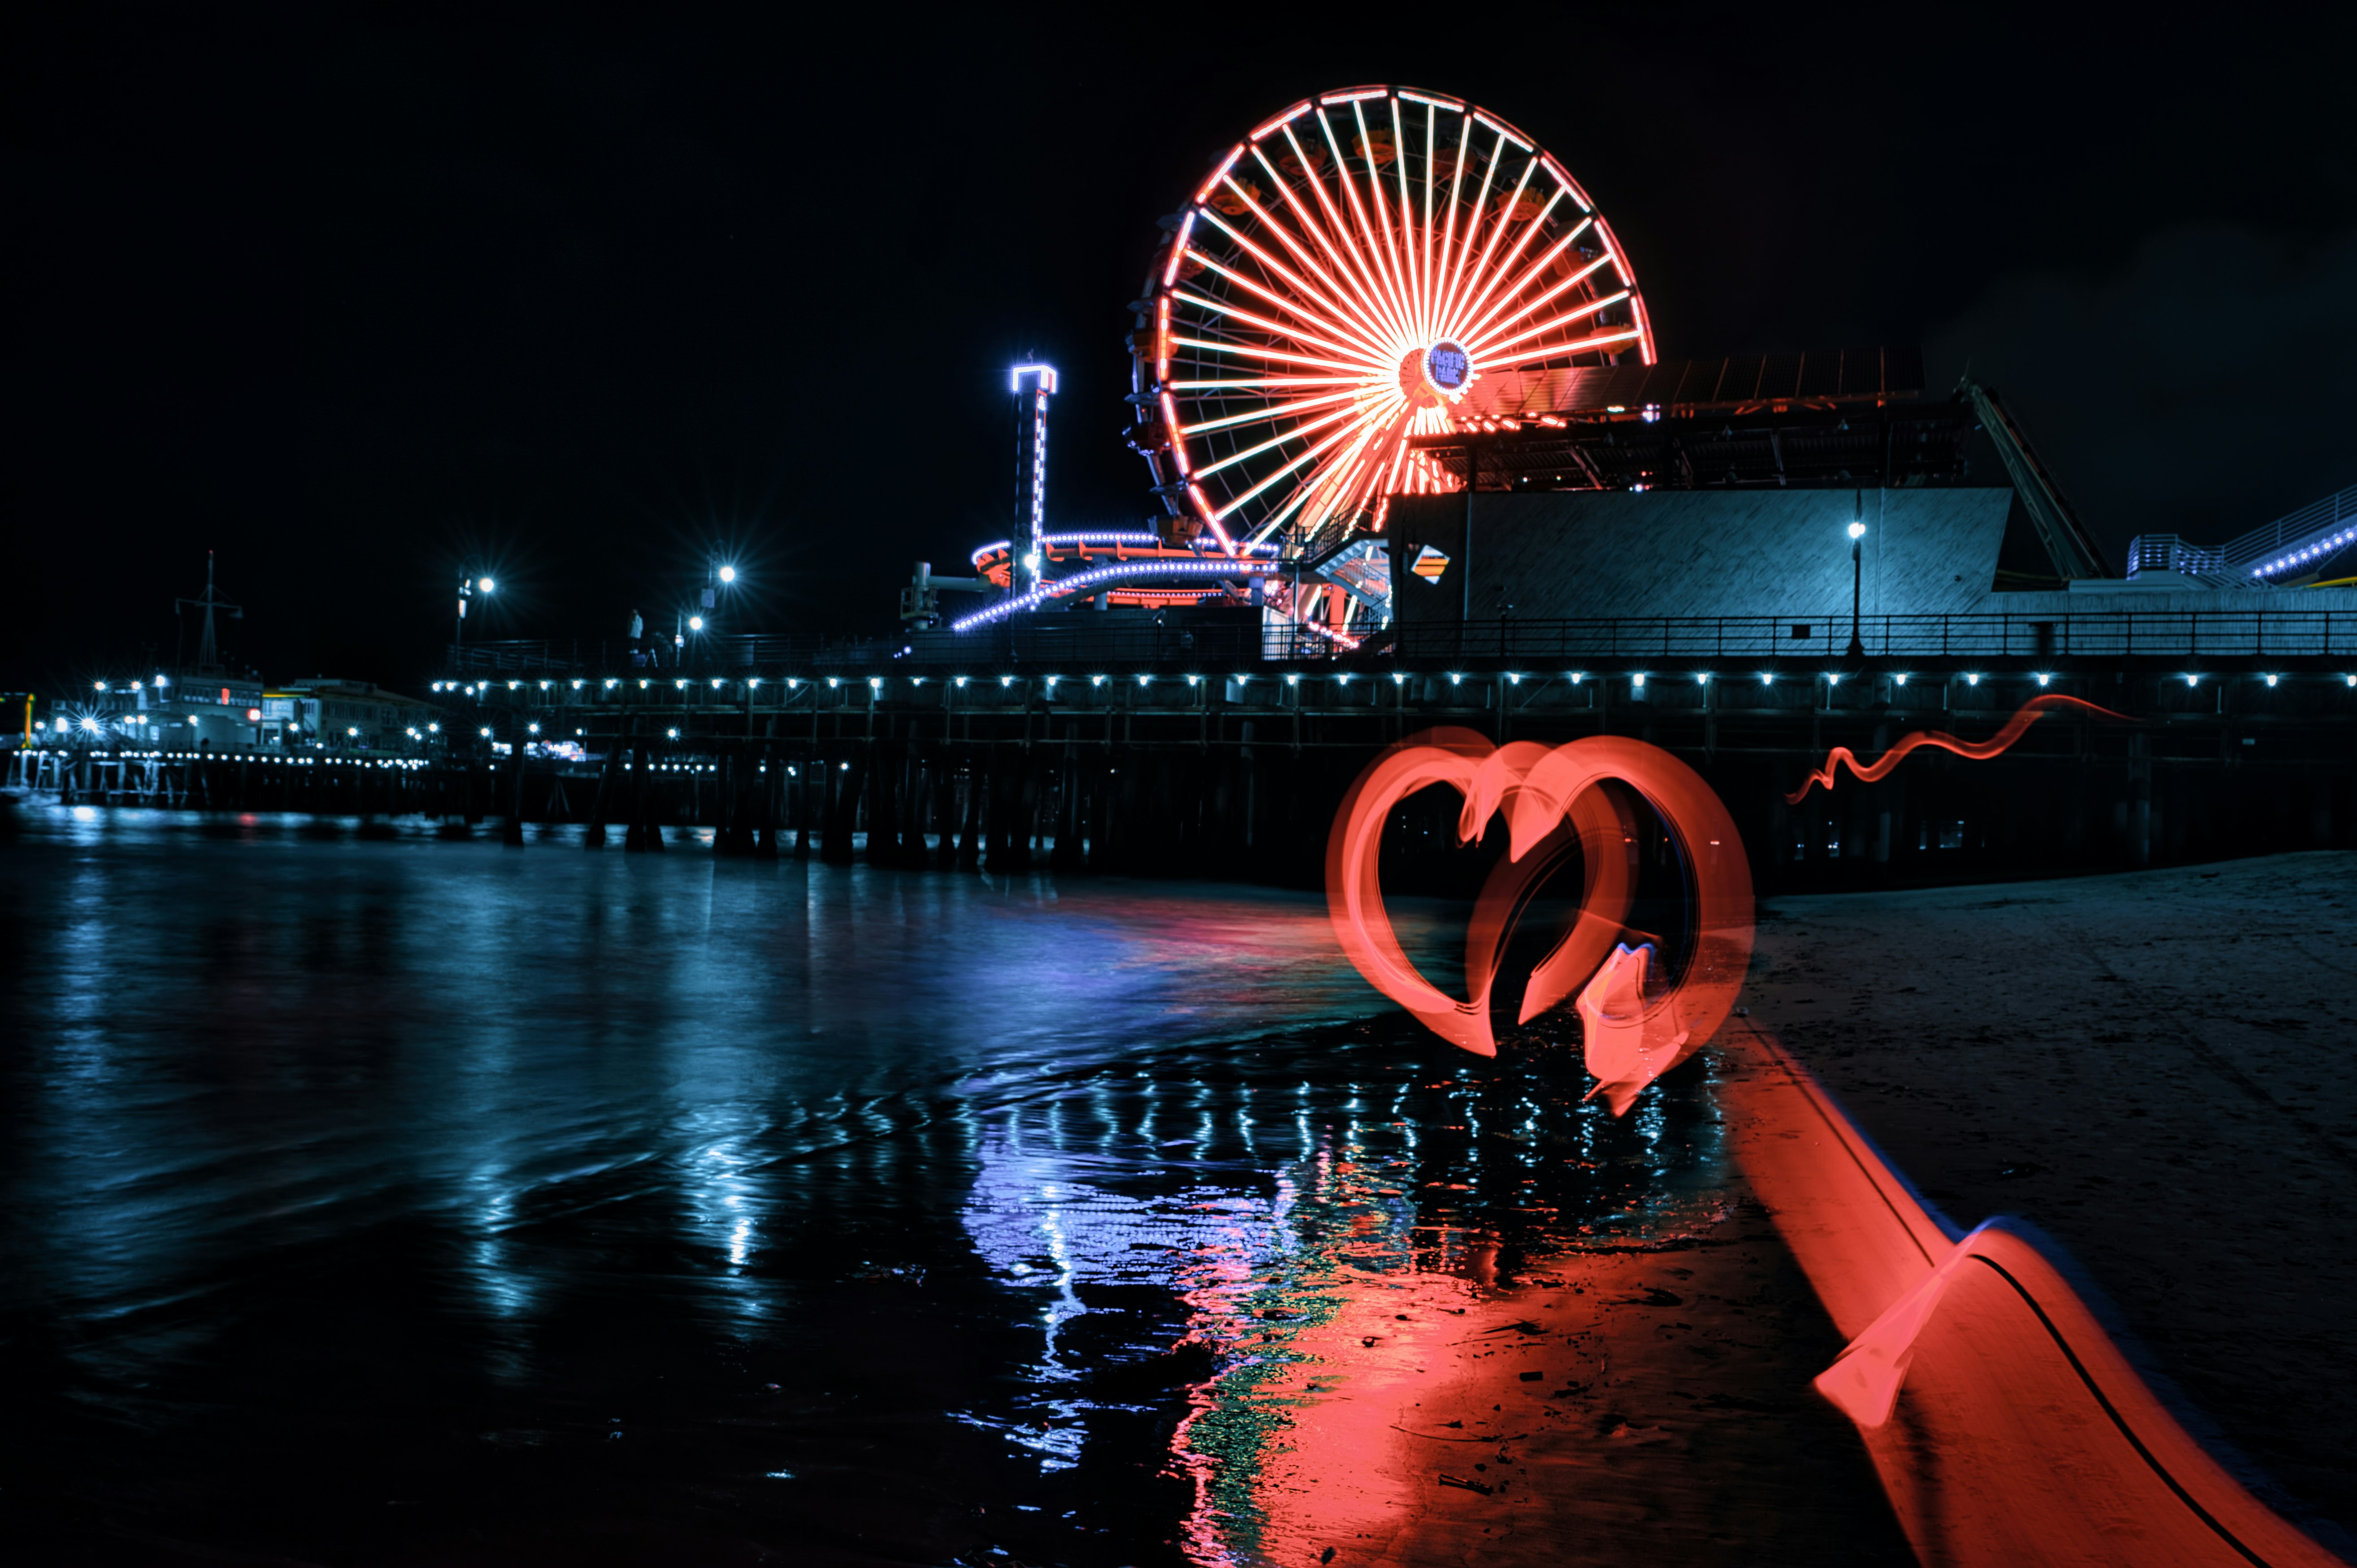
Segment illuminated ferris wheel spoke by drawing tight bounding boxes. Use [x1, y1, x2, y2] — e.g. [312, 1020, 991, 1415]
[1251, 479, 1335, 551]
[1467, 288, 1631, 362]
[1185, 246, 1373, 363]
[1389, 97, 1425, 337]
[1455, 187, 1565, 334]
[1468, 285, 1627, 358]
[1168, 374, 1362, 391]
[1298, 444, 1399, 541]
[1344, 101, 1416, 336]
[1478, 326, 1647, 371]
[1464, 281, 1628, 354]
[1215, 414, 1376, 523]
[1173, 281, 1383, 369]
[1225, 164, 1403, 352]
[1179, 387, 1360, 438]
[1283, 122, 1410, 345]
[1416, 112, 1439, 337]
[1321, 438, 1395, 522]
[1298, 115, 1398, 332]
[1431, 112, 1472, 322]
[1289, 408, 1401, 525]
[1456, 218, 1596, 348]
[1254, 145, 1425, 353]
[1191, 401, 1364, 480]
[1335, 104, 1423, 340]
[1443, 159, 1534, 337]
[1196, 403, 1361, 467]
[1469, 251, 1620, 355]
[1343, 101, 1407, 320]
[1267, 125, 1385, 335]
[1170, 336, 1374, 376]
[1437, 130, 1505, 328]
[1195, 209, 1395, 357]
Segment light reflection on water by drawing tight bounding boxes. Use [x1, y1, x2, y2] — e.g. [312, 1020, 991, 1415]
[1, 804, 1735, 1564]
[961, 1038, 1730, 1563]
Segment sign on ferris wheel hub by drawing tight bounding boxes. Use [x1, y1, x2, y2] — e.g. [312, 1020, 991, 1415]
[1425, 341, 1471, 393]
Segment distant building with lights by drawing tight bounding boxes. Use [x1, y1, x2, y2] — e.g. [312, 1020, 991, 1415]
[39, 555, 446, 756]
[87, 672, 269, 752]
[264, 680, 442, 752]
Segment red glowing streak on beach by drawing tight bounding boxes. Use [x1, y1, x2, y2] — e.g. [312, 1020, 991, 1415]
[1785, 692, 2136, 803]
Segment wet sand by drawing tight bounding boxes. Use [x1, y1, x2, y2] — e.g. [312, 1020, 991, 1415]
[1235, 1187, 1910, 1567]
[1742, 851, 2357, 1544]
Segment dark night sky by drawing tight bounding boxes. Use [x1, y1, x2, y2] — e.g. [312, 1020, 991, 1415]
[7, 4, 2355, 693]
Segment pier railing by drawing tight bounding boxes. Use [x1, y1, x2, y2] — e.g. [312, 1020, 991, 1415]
[450, 608, 2357, 677]
[1387, 609, 2357, 662]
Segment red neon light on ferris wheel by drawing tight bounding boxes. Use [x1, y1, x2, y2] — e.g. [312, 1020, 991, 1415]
[1131, 86, 1655, 555]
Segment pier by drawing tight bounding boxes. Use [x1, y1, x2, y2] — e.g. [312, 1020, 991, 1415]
[19, 607, 2357, 894]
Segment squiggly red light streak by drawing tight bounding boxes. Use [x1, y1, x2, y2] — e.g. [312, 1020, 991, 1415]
[1785, 693, 2135, 804]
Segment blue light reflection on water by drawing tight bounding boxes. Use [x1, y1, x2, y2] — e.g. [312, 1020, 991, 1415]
[958, 1034, 1731, 1558]
[0, 805, 1735, 1563]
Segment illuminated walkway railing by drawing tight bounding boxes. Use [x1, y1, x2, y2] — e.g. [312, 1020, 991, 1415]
[1390, 609, 2357, 661]
[447, 607, 2357, 678]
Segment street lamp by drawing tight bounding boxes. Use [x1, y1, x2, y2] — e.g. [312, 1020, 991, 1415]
[1845, 493, 1866, 658]
[456, 573, 495, 658]
[702, 555, 739, 638]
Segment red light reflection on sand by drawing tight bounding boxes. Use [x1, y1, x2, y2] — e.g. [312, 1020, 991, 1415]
[1325, 729, 1752, 1111]
[1785, 692, 2134, 804]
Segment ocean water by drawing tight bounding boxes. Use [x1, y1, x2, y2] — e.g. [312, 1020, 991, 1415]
[0, 805, 1882, 1565]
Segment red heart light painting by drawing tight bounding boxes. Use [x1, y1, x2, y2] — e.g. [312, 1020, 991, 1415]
[1323, 727, 1754, 1112]
[1329, 698, 2138, 1112]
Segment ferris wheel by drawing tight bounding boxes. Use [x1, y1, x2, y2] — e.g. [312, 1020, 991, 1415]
[1127, 86, 1655, 571]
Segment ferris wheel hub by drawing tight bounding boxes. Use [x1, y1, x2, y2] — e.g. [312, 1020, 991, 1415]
[1399, 341, 1475, 410]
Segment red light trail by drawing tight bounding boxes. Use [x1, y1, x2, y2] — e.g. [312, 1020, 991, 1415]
[1785, 692, 2136, 803]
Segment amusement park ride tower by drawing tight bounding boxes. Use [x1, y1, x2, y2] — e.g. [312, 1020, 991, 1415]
[1010, 363, 1056, 597]
[933, 85, 1654, 641]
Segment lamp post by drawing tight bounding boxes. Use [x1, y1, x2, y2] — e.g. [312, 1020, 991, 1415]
[701, 557, 738, 626]
[456, 574, 494, 662]
[1845, 496, 1866, 658]
[703, 557, 738, 665]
